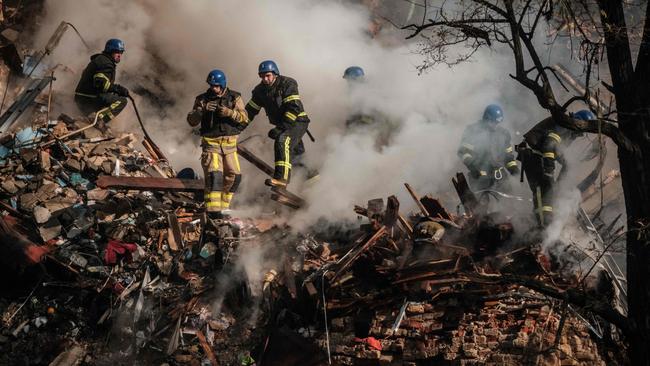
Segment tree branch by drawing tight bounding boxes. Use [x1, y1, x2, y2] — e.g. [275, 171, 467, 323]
[527, 0, 548, 37]
[403, 18, 508, 39]
[474, 0, 507, 17]
[536, 116, 638, 155]
[561, 95, 590, 110]
[504, 1, 557, 112]
[517, 0, 534, 27]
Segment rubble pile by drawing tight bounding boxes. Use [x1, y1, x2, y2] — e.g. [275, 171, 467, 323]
[291, 191, 613, 365]
[0, 116, 274, 365]
[0, 116, 620, 365]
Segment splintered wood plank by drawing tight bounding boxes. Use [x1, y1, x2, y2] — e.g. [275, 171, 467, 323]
[384, 195, 400, 228]
[167, 212, 184, 250]
[332, 226, 387, 281]
[420, 195, 452, 220]
[196, 330, 219, 365]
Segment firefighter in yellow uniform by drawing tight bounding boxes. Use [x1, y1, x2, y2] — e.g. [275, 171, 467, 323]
[187, 69, 249, 218]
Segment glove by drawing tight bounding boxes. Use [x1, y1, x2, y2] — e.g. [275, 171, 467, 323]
[268, 127, 283, 139]
[205, 101, 218, 112]
[113, 84, 129, 97]
[216, 105, 234, 118]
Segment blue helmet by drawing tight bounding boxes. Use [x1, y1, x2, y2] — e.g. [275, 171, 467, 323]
[573, 109, 596, 121]
[258, 60, 279, 75]
[343, 66, 365, 80]
[482, 104, 504, 123]
[104, 38, 125, 53]
[206, 69, 227, 88]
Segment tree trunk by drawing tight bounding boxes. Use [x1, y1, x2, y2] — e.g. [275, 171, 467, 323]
[596, 0, 650, 362]
[616, 119, 650, 365]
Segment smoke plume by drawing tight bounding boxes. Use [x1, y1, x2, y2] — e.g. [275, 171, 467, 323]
[32, 0, 606, 234]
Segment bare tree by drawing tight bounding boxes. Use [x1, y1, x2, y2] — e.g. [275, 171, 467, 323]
[403, 0, 650, 364]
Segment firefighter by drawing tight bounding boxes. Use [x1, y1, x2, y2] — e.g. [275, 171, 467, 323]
[343, 66, 396, 148]
[245, 60, 311, 188]
[343, 66, 373, 129]
[457, 104, 519, 191]
[517, 109, 593, 227]
[187, 69, 249, 218]
[74, 38, 129, 125]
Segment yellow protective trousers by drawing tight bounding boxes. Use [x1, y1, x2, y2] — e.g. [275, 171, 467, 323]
[200, 135, 242, 212]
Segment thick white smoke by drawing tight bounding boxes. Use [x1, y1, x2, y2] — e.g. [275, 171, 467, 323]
[33, 0, 604, 232]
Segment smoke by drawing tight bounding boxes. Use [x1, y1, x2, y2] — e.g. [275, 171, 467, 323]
[33, 0, 600, 232]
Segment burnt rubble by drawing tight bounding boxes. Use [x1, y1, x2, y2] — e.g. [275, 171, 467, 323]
[0, 113, 626, 365]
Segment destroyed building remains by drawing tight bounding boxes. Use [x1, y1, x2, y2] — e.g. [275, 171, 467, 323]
[0, 1, 635, 365]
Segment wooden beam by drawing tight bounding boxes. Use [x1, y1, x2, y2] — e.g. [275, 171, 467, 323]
[238, 145, 306, 208]
[452, 172, 483, 216]
[237, 145, 274, 176]
[332, 226, 387, 281]
[96, 175, 203, 192]
[404, 183, 430, 216]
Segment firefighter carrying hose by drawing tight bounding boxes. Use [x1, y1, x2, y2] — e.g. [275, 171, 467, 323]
[187, 69, 249, 219]
[74, 38, 129, 126]
[517, 110, 593, 227]
[245, 60, 316, 188]
[458, 104, 519, 191]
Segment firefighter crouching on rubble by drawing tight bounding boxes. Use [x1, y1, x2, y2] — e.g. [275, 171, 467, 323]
[187, 69, 249, 219]
[245, 60, 315, 188]
[457, 104, 519, 191]
[517, 109, 593, 227]
[74, 38, 129, 126]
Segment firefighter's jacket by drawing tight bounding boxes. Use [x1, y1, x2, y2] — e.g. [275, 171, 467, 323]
[521, 117, 573, 177]
[458, 121, 518, 177]
[75, 53, 121, 97]
[187, 88, 249, 137]
[245, 75, 309, 130]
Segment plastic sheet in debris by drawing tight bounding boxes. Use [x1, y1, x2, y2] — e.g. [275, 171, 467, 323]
[0, 144, 9, 160]
[69, 173, 91, 189]
[200, 242, 218, 259]
[14, 127, 39, 146]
